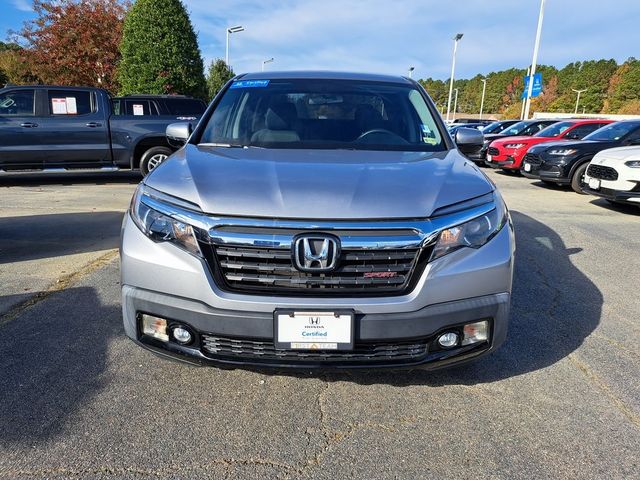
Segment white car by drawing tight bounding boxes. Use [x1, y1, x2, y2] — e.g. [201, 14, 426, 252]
[583, 146, 640, 206]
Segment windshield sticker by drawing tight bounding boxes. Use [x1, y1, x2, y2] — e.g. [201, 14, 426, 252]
[230, 80, 270, 89]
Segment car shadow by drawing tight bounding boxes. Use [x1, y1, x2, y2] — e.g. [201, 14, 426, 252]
[0, 211, 125, 264]
[530, 180, 570, 191]
[276, 211, 603, 386]
[0, 171, 140, 187]
[0, 286, 121, 446]
[589, 198, 640, 216]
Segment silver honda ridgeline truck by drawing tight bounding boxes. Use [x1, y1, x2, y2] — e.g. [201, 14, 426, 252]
[120, 71, 514, 370]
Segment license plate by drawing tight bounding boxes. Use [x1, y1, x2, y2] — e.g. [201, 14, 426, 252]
[486, 154, 492, 162]
[588, 178, 601, 190]
[524, 163, 532, 172]
[274, 310, 354, 350]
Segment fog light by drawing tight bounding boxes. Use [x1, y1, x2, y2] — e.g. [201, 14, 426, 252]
[172, 326, 193, 345]
[462, 321, 488, 345]
[438, 332, 459, 348]
[141, 314, 169, 342]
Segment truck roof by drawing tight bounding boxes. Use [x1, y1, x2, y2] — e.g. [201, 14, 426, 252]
[115, 94, 197, 99]
[238, 70, 414, 84]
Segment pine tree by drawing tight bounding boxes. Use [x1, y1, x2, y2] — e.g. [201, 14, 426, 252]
[206, 59, 235, 100]
[118, 0, 206, 98]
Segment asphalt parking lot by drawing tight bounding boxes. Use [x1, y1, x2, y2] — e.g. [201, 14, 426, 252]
[0, 168, 639, 479]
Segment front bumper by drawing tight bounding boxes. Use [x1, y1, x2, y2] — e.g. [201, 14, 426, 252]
[121, 213, 514, 369]
[521, 162, 571, 184]
[123, 287, 510, 369]
[582, 185, 640, 204]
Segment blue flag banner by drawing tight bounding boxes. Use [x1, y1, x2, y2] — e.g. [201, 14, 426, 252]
[521, 73, 543, 99]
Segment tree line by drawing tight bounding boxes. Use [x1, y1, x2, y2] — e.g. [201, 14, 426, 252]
[420, 58, 640, 116]
[2, 0, 639, 116]
[0, 0, 233, 100]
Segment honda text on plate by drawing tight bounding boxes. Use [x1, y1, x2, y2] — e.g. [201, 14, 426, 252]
[120, 71, 515, 370]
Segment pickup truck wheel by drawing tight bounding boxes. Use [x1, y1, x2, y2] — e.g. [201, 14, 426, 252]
[140, 146, 172, 175]
[570, 163, 589, 194]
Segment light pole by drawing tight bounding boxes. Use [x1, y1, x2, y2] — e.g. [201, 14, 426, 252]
[479, 78, 487, 120]
[523, 0, 545, 120]
[520, 66, 531, 120]
[445, 33, 463, 122]
[453, 88, 459, 119]
[262, 57, 274, 71]
[225, 25, 244, 67]
[572, 88, 587, 114]
[408, 66, 415, 78]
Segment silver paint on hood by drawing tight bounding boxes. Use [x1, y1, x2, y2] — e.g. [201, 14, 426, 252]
[144, 145, 493, 219]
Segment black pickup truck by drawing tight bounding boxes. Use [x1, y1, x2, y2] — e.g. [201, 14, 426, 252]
[0, 85, 204, 175]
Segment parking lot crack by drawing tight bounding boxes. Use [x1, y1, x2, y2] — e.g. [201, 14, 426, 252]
[568, 353, 640, 430]
[0, 249, 118, 327]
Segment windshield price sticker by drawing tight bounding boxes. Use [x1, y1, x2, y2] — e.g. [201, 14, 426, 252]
[275, 311, 353, 350]
[230, 80, 270, 89]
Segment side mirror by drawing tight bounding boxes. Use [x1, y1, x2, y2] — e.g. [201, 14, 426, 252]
[166, 122, 192, 148]
[454, 127, 484, 156]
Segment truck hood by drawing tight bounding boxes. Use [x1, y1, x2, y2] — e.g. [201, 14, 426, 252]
[144, 145, 493, 220]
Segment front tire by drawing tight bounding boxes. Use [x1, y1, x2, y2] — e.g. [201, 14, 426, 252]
[140, 146, 172, 176]
[570, 163, 589, 194]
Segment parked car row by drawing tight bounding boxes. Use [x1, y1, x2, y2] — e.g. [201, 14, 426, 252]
[468, 116, 640, 207]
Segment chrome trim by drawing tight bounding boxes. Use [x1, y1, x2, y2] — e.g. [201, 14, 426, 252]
[0, 166, 120, 175]
[138, 185, 497, 251]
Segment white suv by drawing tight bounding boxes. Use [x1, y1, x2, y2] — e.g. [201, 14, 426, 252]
[584, 146, 640, 206]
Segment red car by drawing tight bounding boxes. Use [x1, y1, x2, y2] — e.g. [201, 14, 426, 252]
[485, 119, 613, 172]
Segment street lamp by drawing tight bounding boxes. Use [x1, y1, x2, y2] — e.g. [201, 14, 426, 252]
[572, 88, 587, 114]
[262, 57, 274, 71]
[445, 33, 463, 122]
[453, 88, 459, 118]
[408, 66, 415, 78]
[479, 78, 487, 120]
[225, 25, 244, 67]
[523, 0, 545, 120]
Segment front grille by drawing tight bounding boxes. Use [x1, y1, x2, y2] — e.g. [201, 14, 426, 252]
[524, 153, 542, 166]
[201, 334, 429, 364]
[488, 147, 500, 156]
[587, 164, 618, 181]
[201, 242, 428, 296]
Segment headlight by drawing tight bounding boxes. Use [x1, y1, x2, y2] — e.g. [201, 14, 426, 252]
[430, 198, 508, 261]
[548, 148, 577, 156]
[625, 160, 640, 168]
[129, 184, 201, 256]
[504, 143, 526, 149]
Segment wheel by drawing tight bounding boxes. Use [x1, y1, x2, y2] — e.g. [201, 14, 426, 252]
[570, 162, 589, 194]
[140, 146, 172, 175]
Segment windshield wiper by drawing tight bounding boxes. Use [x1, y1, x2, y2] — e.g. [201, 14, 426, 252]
[198, 142, 252, 148]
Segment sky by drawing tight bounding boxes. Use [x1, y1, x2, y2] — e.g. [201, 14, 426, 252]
[2, 0, 640, 80]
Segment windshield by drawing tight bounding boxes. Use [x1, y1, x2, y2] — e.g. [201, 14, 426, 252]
[198, 79, 445, 151]
[482, 121, 504, 134]
[535, 121, 573, 138]
[501, 121, 529, 136]
[583, 122, 640, 141]
[165, 98, 206, 115]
